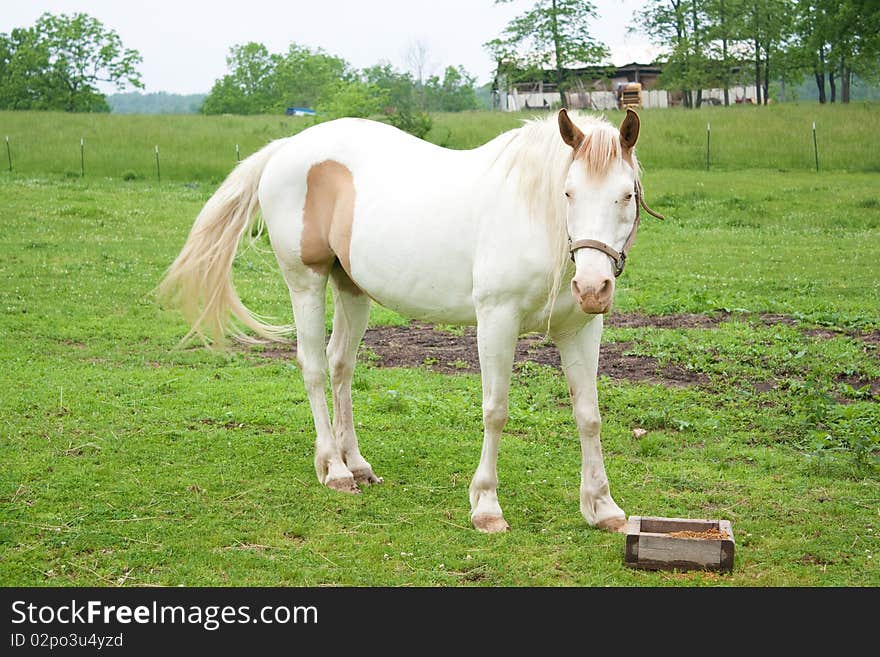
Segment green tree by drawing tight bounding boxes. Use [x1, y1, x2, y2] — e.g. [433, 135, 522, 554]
[683, 0, 713, 107]
[202, 42, 279, 114]
[639, 0, 802, 106]
[271, 44, 353, 111]
[639, 1, 720, 108]
[424, 66, 479, 112]
[485, 0, 609, 105]
[704, 0, 742, 105]
[363, 63, 432, 138]
[202, 42, 353, 115]
[364, 63, 418, 112]
[0, 29, 52, 109]
[0, 12, 142, 112]
[794, 0, 880, 104]
[316, 78, 387, 119]
[736, 0, 794, 105]
[797, 1, 835, 103]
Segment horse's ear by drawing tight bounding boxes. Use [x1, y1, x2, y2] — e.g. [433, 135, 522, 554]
[619, 108, 640, 150]
[558, 109, 585, 150]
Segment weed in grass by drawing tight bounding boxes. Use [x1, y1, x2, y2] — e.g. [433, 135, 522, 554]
[376, 389, 409, 414]
[352, 371, 371, 391]
[638, 434, 666, 457]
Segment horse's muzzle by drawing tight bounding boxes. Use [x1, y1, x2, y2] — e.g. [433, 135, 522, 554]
[571, 277, 614, 314]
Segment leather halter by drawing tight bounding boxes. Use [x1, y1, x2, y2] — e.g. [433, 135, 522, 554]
[568, 179, 665, 277]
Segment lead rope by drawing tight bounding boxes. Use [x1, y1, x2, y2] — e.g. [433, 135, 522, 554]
[636, 178, 666, 221]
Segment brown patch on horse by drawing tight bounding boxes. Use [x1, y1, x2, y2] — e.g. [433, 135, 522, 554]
[301, 160, 356, 278]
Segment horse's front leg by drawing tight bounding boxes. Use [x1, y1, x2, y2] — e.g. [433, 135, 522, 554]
[469, 306, 520, 533]
[552, 315, 627, 532]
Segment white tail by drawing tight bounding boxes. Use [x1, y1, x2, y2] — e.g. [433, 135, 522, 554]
[156, 139, 291, 346]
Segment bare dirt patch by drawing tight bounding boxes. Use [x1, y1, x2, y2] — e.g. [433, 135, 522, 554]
[835, 374, 880, 400]
[361, 324, 708, 385]
[758, 313, 799, 327]
[803, 328, 843, 340]
[606, 311, 729, 329]
[594, 310, 878, 355]
[800, 553, 835, 566]
[58, 340, 87, 349]
[192, 418, 280, 433]
[856, 330, 880, 349]
[757, 315, 879, 354]
[247, 311, 878, 393]
[255, 321, 708, 386]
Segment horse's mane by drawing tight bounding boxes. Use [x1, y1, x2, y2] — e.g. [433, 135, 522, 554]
[490, 111, 638, 325]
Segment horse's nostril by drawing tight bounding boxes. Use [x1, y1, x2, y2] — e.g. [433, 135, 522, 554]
[599, 278, 612, 296]
[571, 279, 582, 298]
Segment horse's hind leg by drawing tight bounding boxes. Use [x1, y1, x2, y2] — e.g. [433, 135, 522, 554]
[327, 265, 381, 486]
[284, 265, 359, 493]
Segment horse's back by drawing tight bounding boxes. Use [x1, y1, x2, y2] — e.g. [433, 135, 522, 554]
[259, 118, 487, 323]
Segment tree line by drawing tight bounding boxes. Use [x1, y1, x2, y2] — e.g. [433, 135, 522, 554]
[639, 0, 880, 107]
[0, 11, 480, 135]
[637, 0, 880, 106]
[2, 4, 878, 119]
[484, 0, 879, 107]
[200, 41, 480, 137]
[0, 12, 142, 112]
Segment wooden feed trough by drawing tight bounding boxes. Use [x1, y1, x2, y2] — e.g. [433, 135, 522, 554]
[624, 516, 735, 572]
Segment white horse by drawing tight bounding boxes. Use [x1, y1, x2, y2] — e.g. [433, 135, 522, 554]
[158, 108, 663, 533]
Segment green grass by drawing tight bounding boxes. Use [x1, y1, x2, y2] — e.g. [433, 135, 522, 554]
[625, 169, 880, 326]
[429, 103, 880, 172]
[0, 112, 312, 184]
[2, 102, 879, 183]
[0, 105, 878, 586]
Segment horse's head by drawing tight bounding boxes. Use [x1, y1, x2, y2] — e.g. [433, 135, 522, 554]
[558, 108, 643, 315]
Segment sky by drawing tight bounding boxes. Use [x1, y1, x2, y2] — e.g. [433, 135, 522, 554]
[0, 0, 662, 95]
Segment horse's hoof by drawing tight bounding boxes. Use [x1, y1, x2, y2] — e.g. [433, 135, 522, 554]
[326, 476, 360, 494]
[472, 514, 510, 534]
[351, 468, 383, 485]
[596, 516, 627, 533]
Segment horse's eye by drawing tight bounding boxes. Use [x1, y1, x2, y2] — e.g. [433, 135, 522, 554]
[564, 191, 571, 198]
[624, 193, 633, 202]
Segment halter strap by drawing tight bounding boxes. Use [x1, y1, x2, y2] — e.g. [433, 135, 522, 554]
[568, 180, 664, 277]
[569, 238, 628, 277]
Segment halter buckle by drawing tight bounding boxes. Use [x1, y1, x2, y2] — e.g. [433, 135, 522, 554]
[612, 252, 626, 277]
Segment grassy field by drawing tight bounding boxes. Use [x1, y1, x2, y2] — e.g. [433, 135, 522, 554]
[1, 102, 879, 182]
[0, 106, 878, 587]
